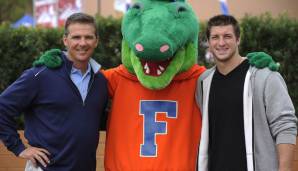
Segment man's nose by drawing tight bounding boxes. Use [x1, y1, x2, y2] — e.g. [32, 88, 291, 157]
[218, 37, 226, 46]
[78, 38, 87, 45]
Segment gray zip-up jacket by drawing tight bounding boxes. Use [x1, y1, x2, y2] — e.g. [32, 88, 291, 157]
[196, 66, 297, 171]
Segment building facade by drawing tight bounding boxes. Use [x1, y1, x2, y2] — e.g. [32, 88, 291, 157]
[81, 0, 298, 20]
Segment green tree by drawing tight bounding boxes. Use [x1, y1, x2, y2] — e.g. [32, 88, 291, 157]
[0, 0, 32, 24]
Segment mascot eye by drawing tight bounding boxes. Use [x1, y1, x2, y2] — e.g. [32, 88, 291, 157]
[177, 6, 187, 13]
[132, 3, 143, 10]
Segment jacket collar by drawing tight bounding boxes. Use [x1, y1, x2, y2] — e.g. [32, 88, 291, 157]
[61, 51, 101, 74]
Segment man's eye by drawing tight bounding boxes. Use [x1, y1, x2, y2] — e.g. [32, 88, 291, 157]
[71, 36, 81, 40]
[85, 36, 95, 40]
[211, 36, 218, 40]
[131, 3, 143, 10]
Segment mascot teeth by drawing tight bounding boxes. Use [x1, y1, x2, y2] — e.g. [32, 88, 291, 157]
[144, 63, 150, 74]
[140, 58, 172, 76]
[159, 65, 165, 71]
[157, 69, 162, 75]
[143, 62, 164, 76]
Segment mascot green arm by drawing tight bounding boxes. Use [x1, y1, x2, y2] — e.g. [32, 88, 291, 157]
[246, 52, 280, 71]
[33, 49, 62, 68]
[33, 50, 279, 71]
[33, 0, 278, 89]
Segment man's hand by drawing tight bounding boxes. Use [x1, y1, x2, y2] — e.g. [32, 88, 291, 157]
[33, 49, 63, 69]
[246, 52, 280, 71]
[19, 147, 51, 168]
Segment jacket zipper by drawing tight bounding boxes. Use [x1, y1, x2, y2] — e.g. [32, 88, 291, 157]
[83, 72, 95, 106]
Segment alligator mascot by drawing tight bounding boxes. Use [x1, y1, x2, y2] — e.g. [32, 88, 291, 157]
[35, 0, 278, 170]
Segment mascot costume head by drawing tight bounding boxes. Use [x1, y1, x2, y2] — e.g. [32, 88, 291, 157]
[121, 0, 199, 90]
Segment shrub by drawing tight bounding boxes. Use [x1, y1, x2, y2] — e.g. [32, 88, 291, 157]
[240, 14, 298, 114]
[0, 14, 297, 129]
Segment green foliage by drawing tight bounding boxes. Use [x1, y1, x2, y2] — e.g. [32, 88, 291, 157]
[240, 13, 298, 114]
[0, 0, 33, 23]
[0, 14, 297, 129]
[197, 22, 209, 66]
[0, 25, 63, 91]
[93, 16, 122, 69]
[0, 16, 122, 92]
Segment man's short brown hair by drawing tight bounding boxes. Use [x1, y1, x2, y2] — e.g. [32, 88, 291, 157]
[206, 14, 240, 40]
[64, 13, 98, 37]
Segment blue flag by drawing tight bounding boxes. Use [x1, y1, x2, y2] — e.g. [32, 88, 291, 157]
[12, 14, 35, 28]
[114, 0, 132, 13]
[219, 0, 229, 15]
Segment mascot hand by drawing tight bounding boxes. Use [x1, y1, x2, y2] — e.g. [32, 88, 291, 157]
[33, 49, 63, 68]
[247, 52, 280, 71]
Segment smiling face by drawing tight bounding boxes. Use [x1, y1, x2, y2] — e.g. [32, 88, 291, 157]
[208, 25, 240, 63]
[121, 0, 199, 89]
[63, 23, 98, 65]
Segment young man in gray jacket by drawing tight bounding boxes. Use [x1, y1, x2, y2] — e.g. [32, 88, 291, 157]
[196, 15, 297, 171]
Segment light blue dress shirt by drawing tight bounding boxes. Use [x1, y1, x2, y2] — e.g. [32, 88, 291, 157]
[70, 63, 91, 102]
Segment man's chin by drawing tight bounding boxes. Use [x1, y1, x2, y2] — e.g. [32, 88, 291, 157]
[75, 54, 91, 61]
[214, 55, 232, 62]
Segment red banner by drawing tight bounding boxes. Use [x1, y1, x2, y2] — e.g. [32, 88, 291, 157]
[58, 0, 81, 27]
[34, 0, 58, 28]
[34, 0, 81, 28]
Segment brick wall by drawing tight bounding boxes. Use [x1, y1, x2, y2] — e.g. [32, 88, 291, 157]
[0, 131, 297, 171]
[0, 131, 106, 171]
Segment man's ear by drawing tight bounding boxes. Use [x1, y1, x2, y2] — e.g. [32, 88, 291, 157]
[63, 35, 68, 47]
[95, 36, 99, 47]
[237, 36, 241, 46]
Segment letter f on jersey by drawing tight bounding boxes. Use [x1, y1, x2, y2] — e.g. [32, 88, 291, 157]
[139, 100, 178, 157]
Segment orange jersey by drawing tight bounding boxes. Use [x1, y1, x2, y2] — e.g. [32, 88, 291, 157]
[103, 65, 205, 171]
